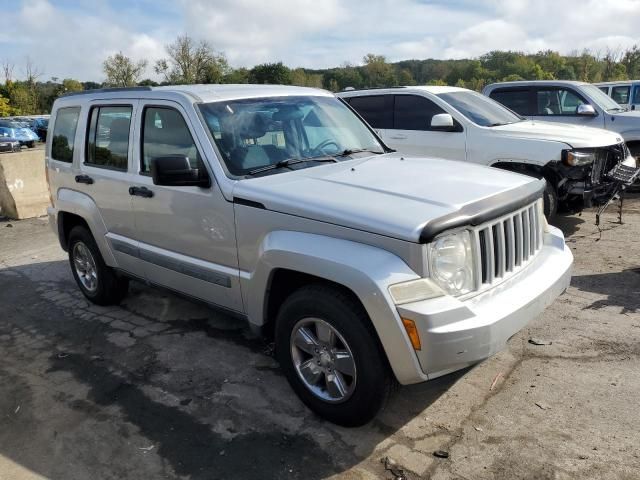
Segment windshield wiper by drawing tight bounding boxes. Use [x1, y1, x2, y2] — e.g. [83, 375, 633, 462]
[246, 156, 338, 176]
[334, 148, 385, 157]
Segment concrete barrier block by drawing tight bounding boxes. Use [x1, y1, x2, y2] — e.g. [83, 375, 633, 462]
[0, 148, 50, 219]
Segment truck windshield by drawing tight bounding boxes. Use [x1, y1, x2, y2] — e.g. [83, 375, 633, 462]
[436, 90, 523, 127]
[581, 84, 627, 112]
[198, 96, 385, 177]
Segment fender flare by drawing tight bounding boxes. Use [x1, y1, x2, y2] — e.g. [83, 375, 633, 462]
[56, 188, 117, 267]
[242, 230, 428, 384]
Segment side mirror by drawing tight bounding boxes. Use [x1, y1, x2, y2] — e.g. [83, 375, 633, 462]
[576, 104, 597, 116]
[150, 155, 211, 188]
[431, 113, 456, 131]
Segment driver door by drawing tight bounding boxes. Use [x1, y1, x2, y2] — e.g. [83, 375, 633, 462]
[129, 101, 242, 312]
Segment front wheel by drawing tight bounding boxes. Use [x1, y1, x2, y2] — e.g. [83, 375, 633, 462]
[275, 284, 393, 426]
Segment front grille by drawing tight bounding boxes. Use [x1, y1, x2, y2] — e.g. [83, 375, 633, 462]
[592, 143, 627, 185]
[472, 199, 544, 290]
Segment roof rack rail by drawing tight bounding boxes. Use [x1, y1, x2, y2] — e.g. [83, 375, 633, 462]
[340, 86, 407, 92]
[61, 86, 153, 97]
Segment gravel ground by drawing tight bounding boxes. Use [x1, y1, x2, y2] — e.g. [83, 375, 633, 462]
[0, 192, 638, 480]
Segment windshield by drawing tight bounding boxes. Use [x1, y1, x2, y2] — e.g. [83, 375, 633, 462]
[198, 96, 384, 177]
[436, 90, 523, 127]
[581, 84, 626, 111]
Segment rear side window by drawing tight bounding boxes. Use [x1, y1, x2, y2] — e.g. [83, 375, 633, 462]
[51, 107, 80, 162]
[598, 86, 609, 94]
[611, 86, 630, 104]
[534, 88, 586, 116]
[346, 95, 392, 129]
[86, 106, 132, 170]
[141, 107, 201, 172]
[394, 95, 447, 130]
[489, 89, 531, 115]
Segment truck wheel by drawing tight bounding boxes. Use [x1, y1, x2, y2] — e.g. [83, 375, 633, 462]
[275, 284, 393, 426]
[543, 180, 557, 221]
[68, 226, 129, 305]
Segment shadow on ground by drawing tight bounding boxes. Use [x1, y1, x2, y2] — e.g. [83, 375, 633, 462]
[0, 260, 462, 480]
[571, 268, 640, 315]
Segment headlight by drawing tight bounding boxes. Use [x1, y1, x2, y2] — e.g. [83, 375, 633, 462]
[428, 230, 475, 296]
[564, 149, 596, 167]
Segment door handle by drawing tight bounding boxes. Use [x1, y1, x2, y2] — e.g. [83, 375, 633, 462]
[75, 174, 94, 185]
[129, 186, 154, 198]
[389, 134, 407, 140]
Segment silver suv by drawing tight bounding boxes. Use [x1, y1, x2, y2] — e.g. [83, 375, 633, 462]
[46, 85, 573, 426]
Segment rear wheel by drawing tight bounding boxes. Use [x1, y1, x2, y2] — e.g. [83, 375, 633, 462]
[275, 284, 393, 426]
[26, 141, 35, 148]
[68, 226, 128, 305]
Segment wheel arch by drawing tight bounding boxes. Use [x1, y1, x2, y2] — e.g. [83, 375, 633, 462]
[243, 230, 428, 385]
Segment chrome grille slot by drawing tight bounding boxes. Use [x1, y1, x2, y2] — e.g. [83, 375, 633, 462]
[474, 199, 544, 292]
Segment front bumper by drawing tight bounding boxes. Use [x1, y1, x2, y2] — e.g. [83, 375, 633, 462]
[397, 225, 572, 381]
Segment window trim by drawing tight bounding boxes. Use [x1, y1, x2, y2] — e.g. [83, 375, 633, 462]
[532, 87, 590, 117]
[84, 104, 134, 172]
[139, 104, 206, 179]
[611, 85, 631, 105]
[50, 106, 81, 163]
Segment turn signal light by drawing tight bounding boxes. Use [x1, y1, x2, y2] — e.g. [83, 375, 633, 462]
[401, 317, 422, 351]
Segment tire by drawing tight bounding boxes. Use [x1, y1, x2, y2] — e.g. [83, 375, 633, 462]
[543, 179, 558, 221]
[27, 141, 35, 148]
[275, 284, 393, 426]
[68, 226, 129, 305]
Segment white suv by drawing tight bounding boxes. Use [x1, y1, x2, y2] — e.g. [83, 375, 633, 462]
[339, 86, 637, 217]
[46, 85, 572, 426]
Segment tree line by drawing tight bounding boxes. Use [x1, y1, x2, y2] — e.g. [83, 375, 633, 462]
[4, 34, 640, 116]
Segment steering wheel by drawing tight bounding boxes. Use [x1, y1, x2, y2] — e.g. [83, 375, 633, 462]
[314, 139, 340, 154]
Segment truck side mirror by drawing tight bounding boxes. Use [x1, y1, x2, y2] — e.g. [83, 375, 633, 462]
[431, 113, 456, 131]
[576, 104, 597, 116]
[151, 155, 211, 188]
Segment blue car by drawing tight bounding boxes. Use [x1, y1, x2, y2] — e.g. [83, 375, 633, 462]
[0, 124, 39, 148]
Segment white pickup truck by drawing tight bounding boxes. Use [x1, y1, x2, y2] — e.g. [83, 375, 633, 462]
[339, 86, 637, 218]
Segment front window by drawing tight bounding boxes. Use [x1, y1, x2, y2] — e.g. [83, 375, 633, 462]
[611, 86, 631, 105]
[198, 96, 384, 177]
[581, 84, 625, 112]
[436, 90, 523, 127]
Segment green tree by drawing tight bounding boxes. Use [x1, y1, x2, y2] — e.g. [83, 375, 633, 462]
[362, 54, 396, 87]
[0, 95, 14, 116]
[154, 35, 228, 84]
[249, 62, 291, 84]
[61, 78, 83, 93]
[397, 68, 416, 86]
[224, 67, 250, 84]
[103, 52, 147, 87]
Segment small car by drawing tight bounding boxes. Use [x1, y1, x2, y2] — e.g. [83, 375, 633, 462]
[0, 123, 39, 148]
[339, 86, 637, 217]
[46, 85, 573, 426]
[0, 136, 20, 153]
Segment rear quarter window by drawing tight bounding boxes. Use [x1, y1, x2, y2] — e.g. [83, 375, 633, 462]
[51, 107, 81, 163]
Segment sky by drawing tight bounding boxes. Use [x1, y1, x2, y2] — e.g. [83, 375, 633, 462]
[2, 0, 640, 82]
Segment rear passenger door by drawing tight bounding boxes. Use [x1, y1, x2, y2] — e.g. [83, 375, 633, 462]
[129, 101, 242, 312]
[388, 94, 466, 160]
[77, 100, 143, 275]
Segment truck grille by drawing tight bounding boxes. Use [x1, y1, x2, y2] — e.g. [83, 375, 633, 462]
[592, 143, 628, 185]
[472, 199, 544, 291]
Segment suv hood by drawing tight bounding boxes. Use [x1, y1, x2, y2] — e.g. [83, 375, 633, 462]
[232, 154, 541, 243]
[491, 120, 623, 148]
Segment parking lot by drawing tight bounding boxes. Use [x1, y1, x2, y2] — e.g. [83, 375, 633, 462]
[0, 195, 638, 480]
